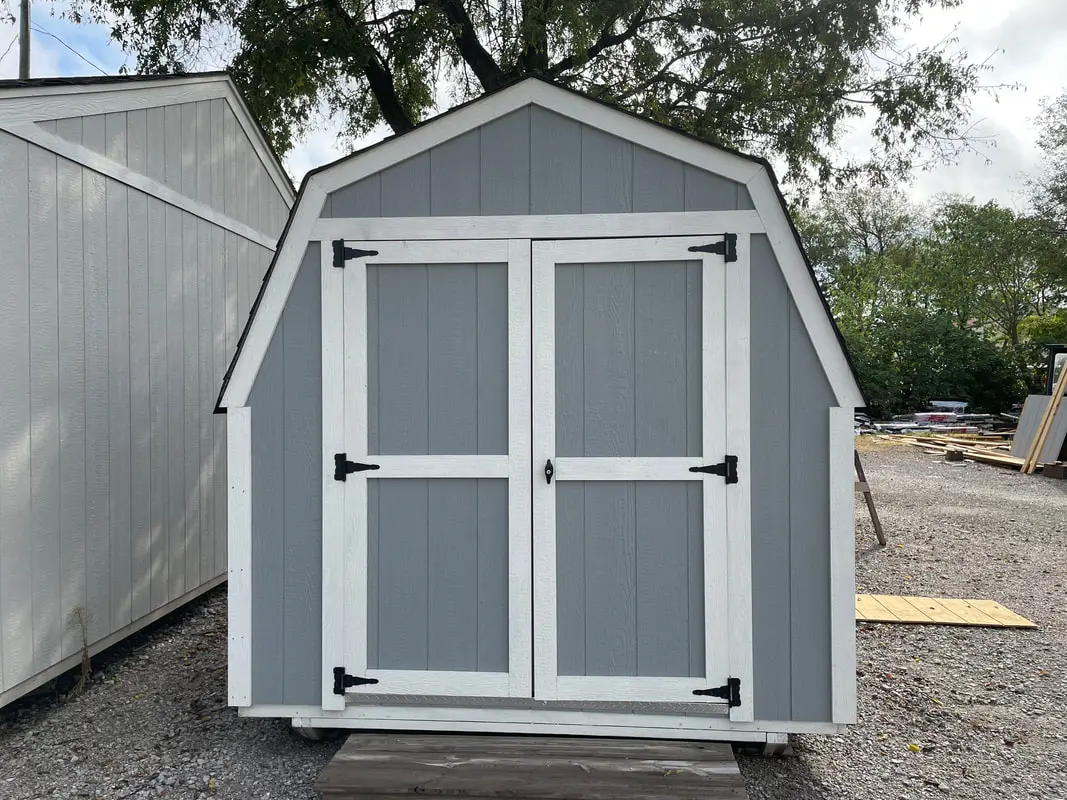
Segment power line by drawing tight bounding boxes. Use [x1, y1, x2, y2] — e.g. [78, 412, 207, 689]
[30, 23, 108, 75]
[0, 33, 17, 64]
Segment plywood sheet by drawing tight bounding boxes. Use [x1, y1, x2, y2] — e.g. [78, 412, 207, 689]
[856, 595, 1036, 628]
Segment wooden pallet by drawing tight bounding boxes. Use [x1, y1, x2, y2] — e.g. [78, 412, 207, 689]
[856, 594, 1037, 628]
[316, 734, 750, 799]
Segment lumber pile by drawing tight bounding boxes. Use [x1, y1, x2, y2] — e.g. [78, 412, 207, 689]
[884, 432, 1067, 475]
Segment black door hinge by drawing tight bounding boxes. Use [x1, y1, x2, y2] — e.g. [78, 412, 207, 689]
[332, 239, 379, 268]
[334, 453, 380, 481]
[694, 677, 741, 707]
[689, 455, 738, 484]
[333, 666, 379, 695]
[688, 233, 737, 263]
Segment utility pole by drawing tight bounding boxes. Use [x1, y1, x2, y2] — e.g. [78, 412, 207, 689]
[18, 0, 30, 79]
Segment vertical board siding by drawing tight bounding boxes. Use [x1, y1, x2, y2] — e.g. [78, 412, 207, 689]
[369, 479, 509, 672]
[368, 264, 508, 456]
[57, 155, 87, 660]
[28, 146, 62, 672]
[249, 247, 321, 704]
[107, 177, 133, 628]
[0, 132, 32, 691]
[1, 94, 288, 703]
[83, 127, 112, 644]
[479, 109, 530, 214]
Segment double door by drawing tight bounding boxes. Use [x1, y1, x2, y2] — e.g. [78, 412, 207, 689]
[321, 235, 750, 717]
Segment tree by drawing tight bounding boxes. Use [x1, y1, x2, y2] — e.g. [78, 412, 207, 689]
[78, 0, 989, 184]
[797, 186, 924, 335]
[923, 201, 1067, 345]
[1031, 92, 1067, 233]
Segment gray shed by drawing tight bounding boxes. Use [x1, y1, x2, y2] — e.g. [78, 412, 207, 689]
[219, 78, 862, 745]
[0, 73, 293, 707]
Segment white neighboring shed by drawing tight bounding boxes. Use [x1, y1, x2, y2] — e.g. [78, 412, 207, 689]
[0, 73, 294, 707]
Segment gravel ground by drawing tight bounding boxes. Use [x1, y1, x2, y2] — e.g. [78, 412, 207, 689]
[2, 444, 1065, 799]
[740, 443, 1067, 799]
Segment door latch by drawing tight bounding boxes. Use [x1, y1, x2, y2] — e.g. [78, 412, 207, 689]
[544, 459, 555, 484]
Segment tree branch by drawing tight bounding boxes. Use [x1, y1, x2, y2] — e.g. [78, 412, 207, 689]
[325, 0, 415, 132]
[544, 0, 652, 78]
[429, 0, 506, 89]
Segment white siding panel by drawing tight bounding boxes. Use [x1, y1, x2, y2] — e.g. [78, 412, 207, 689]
[146, 107, 165, 184]
[197, 220, 214, 581]
[181, 103, 197, 201]
[147, 197, 170, 611]
[183, 212, 202, 591]
[212, 224, 228, 574]
[210, 99, 225, 213]
[224, 109, 237, 219]
[0, 133, 32, 690]
[127, 109, 147, 176]
[197, 102, 212, 207]
[107, 178, 133, 629]
[56, 155, 87, 660]
[83, 146, 112, 644]
[55, 117, 81, 146]
[166, 204, 186, 601]
[105, 112, 127, 166]
[128, 188, 152, 621]
[164, 105, 182, 192]
[28, 146, 62, 673]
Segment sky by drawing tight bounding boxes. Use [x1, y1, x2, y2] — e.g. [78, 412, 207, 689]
[1, 0, 1064, 208]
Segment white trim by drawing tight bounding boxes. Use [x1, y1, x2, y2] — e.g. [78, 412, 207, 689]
[507, 239, 534, 698]
[700, 239, 731, 710]
[1, 123, 278, 249]
[238, 704, 846, 738]
[725, 234, 754, 722]
[0, 76, 294, 201]
[221, 182, 327, 408]
[829, 407, 857, 724]
[320, 242, 347, 711]
[312, 211, 765, 243]
[313, 80, 763, 194]
[746, 172, 863, 408]
[367, 455, 510, 478]
[226, 406, 253, 706]
[555, 677, 726, 704]
[551, 457, 704, 481]
[536, 236, 716, 263]
[356, 239, 510, 264]
[356, 671, 512, 696]
[531, 244, 557, 702]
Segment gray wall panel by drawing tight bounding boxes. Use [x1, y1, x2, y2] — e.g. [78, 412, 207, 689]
[479, 109, 530, 214]
[530, 108, 581, 214]
[281, 246, 323, 703]
[476, 480, 509, 672]
[182, 213, 201, 594]
[431, 131, 480, 215]
[427, 480, 480, 669]
[330, 176, 381, 218]
[428, 266, 479, 453]
[633, 149, 684, 213]
[381, 153, 430, 217]
[788, 304, 834, 722]
[749, 235, 792, 721]
[580, 126, 633, 213]
[375, 479, 430, 669]
[477, 265, 509, 455]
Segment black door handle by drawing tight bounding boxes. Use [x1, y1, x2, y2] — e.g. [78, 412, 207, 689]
[544, 459, 554, 484]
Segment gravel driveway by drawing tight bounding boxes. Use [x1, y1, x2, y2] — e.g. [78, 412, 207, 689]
[2, 444, 1065, 799]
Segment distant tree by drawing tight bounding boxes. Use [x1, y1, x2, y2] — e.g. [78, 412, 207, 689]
[74, 0, 991, 187]
[1030, 92, 1067, 233]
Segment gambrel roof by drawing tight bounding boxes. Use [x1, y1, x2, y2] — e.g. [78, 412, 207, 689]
[218, 76, 864, 411]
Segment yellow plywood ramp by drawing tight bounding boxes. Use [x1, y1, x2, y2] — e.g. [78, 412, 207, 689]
[856, 594, 1037, 628]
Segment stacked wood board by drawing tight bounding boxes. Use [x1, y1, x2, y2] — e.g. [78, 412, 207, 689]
[1010, 394, 1067, 464]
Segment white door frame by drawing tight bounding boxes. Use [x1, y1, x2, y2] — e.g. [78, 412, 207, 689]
[320, 238, 532, 708]
[531, 235, 753, 720]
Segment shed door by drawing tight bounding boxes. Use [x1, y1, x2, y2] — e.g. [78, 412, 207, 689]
[531, 237, 739, 706]
[332, 239, 532, 698]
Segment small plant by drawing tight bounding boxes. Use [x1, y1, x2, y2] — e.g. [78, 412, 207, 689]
[68, 606, 92, 696]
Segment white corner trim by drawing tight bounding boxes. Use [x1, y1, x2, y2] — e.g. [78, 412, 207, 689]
[725, 234, 754, 723]
[312, 80, 763, 194]
[829, 407, 857, 724]
[226, 406, 253, 706]
[321, 241, 347, 712]
[221, 179, 328, 408]
[1, 122, 278, 249]
[745, 172, 863, 409]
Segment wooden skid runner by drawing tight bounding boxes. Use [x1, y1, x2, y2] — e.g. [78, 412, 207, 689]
[856, 594, 1037, 628]
[316, 734, 750, 799]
